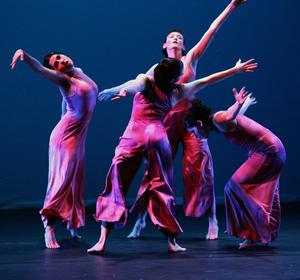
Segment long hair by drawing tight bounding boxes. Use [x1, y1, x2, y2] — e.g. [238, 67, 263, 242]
[153, 58, 183, 93]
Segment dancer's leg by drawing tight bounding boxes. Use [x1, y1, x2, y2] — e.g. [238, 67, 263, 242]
[87, 222, 112, 254]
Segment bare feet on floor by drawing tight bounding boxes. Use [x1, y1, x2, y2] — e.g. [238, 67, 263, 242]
[238, 239, 254, 250]
[69, 228, 82, 239]
[168, 241, 187, 253]
[87, 241, 105, 255]
[206, 218, 219, 240]
[127, 219, 146, 239]
[45, 226, 60, 249]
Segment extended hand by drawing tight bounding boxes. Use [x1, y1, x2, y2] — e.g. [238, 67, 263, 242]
[235, 58, 258, 73]
[233, 87, 255, 105]
[111, 89, 127, 101]
[243, 93, 257, 107]
[98, 90, 115, 101]
[11, 49, 24, 69]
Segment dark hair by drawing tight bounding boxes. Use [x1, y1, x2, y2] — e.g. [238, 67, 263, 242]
[43, 52, 57, 69]
[186, 99, 212, 127]
[162, 29, 186, 57]
[43, 52, 69, 69]
[154, 58, 183, 93]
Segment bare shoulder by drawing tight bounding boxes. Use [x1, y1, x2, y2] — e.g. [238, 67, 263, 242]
[213, 111, 227, 124]
[213, 111, 237, 132]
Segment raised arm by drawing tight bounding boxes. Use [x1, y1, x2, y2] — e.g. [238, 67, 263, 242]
[213, 87, 256, 125]
[180, 58, 257, 99]
[11, 49, 70, 87]
[185, 0, 247, 68]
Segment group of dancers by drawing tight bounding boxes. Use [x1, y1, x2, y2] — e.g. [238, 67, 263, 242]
[10, 0, 285, 253]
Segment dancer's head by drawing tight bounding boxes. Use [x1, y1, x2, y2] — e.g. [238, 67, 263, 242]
[154, 58, 183, 93]
[43, 52, 74, 73]
[185, 99, 213, 138]
[162, 29, 186, 57]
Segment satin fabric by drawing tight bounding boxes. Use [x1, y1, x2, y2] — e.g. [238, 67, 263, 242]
[95, 86, 183, 234]
[223, 115, 286, 243]
[40, 85, 97, 229]
[164, 99, 215, 217]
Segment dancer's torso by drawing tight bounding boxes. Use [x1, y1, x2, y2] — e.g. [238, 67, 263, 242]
[222, 115, 284, 155]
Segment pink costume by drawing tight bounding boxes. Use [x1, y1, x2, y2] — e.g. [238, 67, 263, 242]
[222, 115, 286, 243]
[163, 99, 215, 217]
[95, 82, 183, 235]
[40, 84, 97, 229]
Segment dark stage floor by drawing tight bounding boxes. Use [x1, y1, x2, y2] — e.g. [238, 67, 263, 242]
[0, 203, 299, 280]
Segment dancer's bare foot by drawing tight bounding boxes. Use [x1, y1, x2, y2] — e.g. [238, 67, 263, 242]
[87, 223, 111, 255]
[206, 218, 219, 240]
[127, 219, 146, 239]
[45, 226, 60, 249]
[168, 241, 187, 253]
[238, 239, 254, 250]
[69, 228, 82, 239]
[87, 241, 105, 254]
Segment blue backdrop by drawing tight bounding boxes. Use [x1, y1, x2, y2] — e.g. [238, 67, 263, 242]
[0, 0, 299, 208]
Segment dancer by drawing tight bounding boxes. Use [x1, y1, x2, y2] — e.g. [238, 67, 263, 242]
[89, 57, 257, 254]
[185, 87, 286, 249]
[11, 49, 98, 249]
[100, 0, 248, 240]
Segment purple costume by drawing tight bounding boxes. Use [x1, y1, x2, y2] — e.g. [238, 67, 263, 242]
[223, 115, 286, 243]
[40, 82, 97, 229]
[164, 99, 215, 217]
[95, 82, 183, 235]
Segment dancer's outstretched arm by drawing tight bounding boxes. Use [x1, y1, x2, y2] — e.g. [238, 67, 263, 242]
[214, 86, 257, 125]
[185, 0, 247, 70]
[98, 73, 147, 101]
[11, 49, 71, 87]
[109, 74, 148, 101]
[179, 58, 257, 100]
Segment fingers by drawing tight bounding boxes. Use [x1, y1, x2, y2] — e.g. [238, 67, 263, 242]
[232, 88, 238, 95]
[10, 61, 16, 69]
[111, 96, 121, 101]
[243, 58, 255, 64]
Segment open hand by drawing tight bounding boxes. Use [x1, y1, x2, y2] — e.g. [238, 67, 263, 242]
[111, 89, 127, 101]
[235, 58, 258, 73]
[233, 87, 256, 106]
[98, 90, 115, 101]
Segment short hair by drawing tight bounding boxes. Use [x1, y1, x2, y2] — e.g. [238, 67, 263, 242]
[153, 58, 183, 93]
[43, 52, 57, 69]
[162, 28, 186, 57]
[186, 99, 212, 126]
[43, 52, 69, 69]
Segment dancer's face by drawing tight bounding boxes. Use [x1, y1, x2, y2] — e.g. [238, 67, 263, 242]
[163, 32, 185, 54]
[49, 54, 74, 72]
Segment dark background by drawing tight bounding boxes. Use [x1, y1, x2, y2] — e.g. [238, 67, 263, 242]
[0, 0, 299, 208]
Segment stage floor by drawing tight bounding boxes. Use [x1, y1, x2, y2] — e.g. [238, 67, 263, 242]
[0, 203, 299, 280]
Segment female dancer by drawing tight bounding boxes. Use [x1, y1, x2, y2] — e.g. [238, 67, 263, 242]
[185, 88, 286, 249]
[89, 57, 257, 254]
[11, 49, 98, 249]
